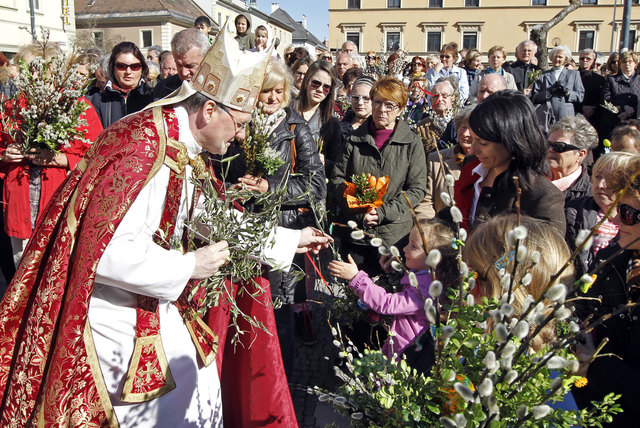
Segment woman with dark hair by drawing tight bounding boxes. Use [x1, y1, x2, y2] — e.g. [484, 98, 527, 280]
[605, 52, 620, 77]
[453, 90, 565, 233]
[329, 76, 427, 275]
[290, 56, 313, 98]
[285, 46, 309, 69]
[408, 56, 427, 79]
[600, 50, 640, 140]
[89, 41, 153, 128]
[294, 60, 344, 177]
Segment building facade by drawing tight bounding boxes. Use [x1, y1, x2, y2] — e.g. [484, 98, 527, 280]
[329, 0, 640, 60]
[0, 0, 76, 54]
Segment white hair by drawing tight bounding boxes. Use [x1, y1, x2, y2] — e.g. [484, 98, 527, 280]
[550, 45, 572, 63]
[516, 40, 538, 55]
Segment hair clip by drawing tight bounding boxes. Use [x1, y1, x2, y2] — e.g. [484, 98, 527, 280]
[494, 251, 515, 271]
[452, 237, 465, 250]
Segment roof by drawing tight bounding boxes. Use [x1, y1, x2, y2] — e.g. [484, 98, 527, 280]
[75, 0, 217, 29]
[270, 8, 324, 48]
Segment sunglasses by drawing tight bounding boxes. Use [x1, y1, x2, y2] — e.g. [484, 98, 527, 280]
[366, 56, 377, 60]
[618, 203, 640, 225]
[115, 62, 142, 71]
[351, 95, 371, 103]
[310, 79, 332, 94]
[440, 55, 452, 59]
[549, 141, 580, 153]
[412, 62, 424, 66]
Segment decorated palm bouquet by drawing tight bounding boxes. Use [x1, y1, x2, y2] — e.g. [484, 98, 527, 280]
[0, 28, 91, 153]
[344, 173, 390, 210]
[240, 104, 286, 177]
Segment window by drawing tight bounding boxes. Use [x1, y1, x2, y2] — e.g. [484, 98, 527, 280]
[347, 0, 361, 8]
[583, 0, 597, 3]
[346, 32, 360, 51]
[427, 32, 442, 52]
[218, 12, 221, 26]
[578, 30, 595, 50]
[532, 0, 546, 5]
[388, 0, 400, 7]
[141, 30, 152, 48]
[93, 31, 104, 49]
[429, 0, 443, 7]
[462, 32, 477, 50]
[630, 29, 637, 50]
[386, 32, 400, 51]
[465, 0, 479, 6]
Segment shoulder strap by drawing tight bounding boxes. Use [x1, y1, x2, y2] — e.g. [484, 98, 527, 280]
[289, 123, 297, 173]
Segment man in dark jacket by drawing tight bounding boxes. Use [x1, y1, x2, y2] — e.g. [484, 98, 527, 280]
[153, 28, 209, 101]
[504, 40, 540, 93]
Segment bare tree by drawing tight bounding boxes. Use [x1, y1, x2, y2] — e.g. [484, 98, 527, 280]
[530, 0, 583, 69]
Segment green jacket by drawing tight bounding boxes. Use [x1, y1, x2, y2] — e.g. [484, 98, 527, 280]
[329, 117, 427, 247]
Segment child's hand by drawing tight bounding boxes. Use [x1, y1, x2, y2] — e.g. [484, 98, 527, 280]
[328, 254, 359, 281]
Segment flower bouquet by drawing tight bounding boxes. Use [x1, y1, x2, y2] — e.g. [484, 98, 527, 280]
[526, 69, 543, 89]
[0, 28, 91, 153]
[344, 173, 389, 210]
[240, 105, 286, 177]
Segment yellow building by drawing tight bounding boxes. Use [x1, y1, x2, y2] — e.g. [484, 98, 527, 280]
[329, 0, 640, 60]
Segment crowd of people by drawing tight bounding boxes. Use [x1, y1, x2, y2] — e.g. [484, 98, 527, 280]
[0, 11, 639, 427]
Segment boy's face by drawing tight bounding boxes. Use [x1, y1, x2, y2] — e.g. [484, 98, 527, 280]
[236, 17, 248, 34]
[195, 24, 211, 35]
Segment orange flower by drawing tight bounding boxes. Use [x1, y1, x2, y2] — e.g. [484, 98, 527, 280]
[574, 377, 588, 388]
[344, 174, 390, 209]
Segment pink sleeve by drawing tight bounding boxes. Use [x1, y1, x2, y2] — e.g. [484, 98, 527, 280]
[349, 271, 426, 316]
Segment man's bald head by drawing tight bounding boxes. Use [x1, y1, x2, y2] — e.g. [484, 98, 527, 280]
[477, 73, 507, 103]
[335, 52, 353, 79]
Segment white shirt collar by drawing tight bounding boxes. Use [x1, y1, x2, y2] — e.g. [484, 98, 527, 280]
[173, 105, 202, 159]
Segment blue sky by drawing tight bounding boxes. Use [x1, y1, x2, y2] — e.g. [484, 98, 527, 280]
[255, 1, 329, 41]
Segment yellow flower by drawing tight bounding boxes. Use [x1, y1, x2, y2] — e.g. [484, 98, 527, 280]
[574, 377, 588, 388]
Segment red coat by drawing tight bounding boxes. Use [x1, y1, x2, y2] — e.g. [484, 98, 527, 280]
[0, 96, 103, 239]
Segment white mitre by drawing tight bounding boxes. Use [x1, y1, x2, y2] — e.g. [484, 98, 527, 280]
[147, 19, 273, 113]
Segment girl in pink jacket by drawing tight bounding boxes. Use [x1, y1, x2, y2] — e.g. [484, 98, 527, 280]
[329, 219, 458, 359]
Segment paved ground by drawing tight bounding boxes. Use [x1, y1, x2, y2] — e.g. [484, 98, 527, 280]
[289, 279, 351, 428]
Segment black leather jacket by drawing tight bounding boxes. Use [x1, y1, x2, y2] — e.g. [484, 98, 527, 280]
[90, 80, 153, 128]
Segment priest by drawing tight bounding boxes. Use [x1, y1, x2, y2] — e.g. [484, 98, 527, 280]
[0, 23, 326, 427]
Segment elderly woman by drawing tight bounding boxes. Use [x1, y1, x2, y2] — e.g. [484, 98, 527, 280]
[416, 105, 474, 220]
[601, 50, 640, 139]
[427, 42, 469, 103]
[453, 90, 565, 233]
[547, 114, 598, 204]
[416, 77, 457, 151]
[565, 152, 634, 276]
[340, 76, 374, 139]
[462, 49, 483, 87]
[468, 46, 517, 104]
[531, 45, 584, 126]
[228, 60, 326, 367]
[329, 76, 427, 275]
[402, 76, 428, 128]
[572, 154, 640, 427]
[90, 41, 153, 128]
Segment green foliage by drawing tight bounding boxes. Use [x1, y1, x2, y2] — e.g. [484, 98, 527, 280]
[350, 173, 381, 205]
[240, 106, 286, 177]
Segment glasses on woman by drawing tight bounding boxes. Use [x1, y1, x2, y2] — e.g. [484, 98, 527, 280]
[618, 203, 640, 225]
[115, 62, 142, 71]
[440, 55, 452, 59]
[372, 100, 399, 111]
[294, 71, 306, 78]
[351, 95, 371, 103]
[310, 79, 332, 95]
[549, 141, 580, 153]
[366, 56, 377, 60]
[412, 62, 424, 67]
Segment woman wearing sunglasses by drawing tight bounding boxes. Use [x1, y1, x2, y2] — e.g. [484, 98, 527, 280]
[453, 90, 565, 234]
[546, 115, 598, 205]
[426, 42, 469, 104]
[90, 41, 153, 129]
[565, 151, 634, 277]
[294, 60, 343, 177]
[329, 76, 427, 275]
[572, 154, 640, 427]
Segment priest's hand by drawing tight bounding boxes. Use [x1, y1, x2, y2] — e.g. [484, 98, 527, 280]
[296, 227, 332, 254]
[191, 240, 230, 279]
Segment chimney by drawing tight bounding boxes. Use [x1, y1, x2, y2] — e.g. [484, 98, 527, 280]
[301, 14, 307, 29]
[271, 3, 279, 13]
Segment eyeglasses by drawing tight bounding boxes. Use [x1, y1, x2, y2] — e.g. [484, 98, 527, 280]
[115, 62, 142, 71]
[366, 56, 377, 60]
[412, 62, 424, 66]
[310, 79, 332, 94]
[294, 71, 306, 77]
[549, 141, 580, 153]
[432, 92, 452, 99]
[440, 55, 452, 59]
[372, 100, 399, 111]
[322, 55, 332, 60]
[351, 95, 371, 103]
[618, 203, 640, 225]
[219, 105, 248, 135]
[579, 57, 595, 61]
